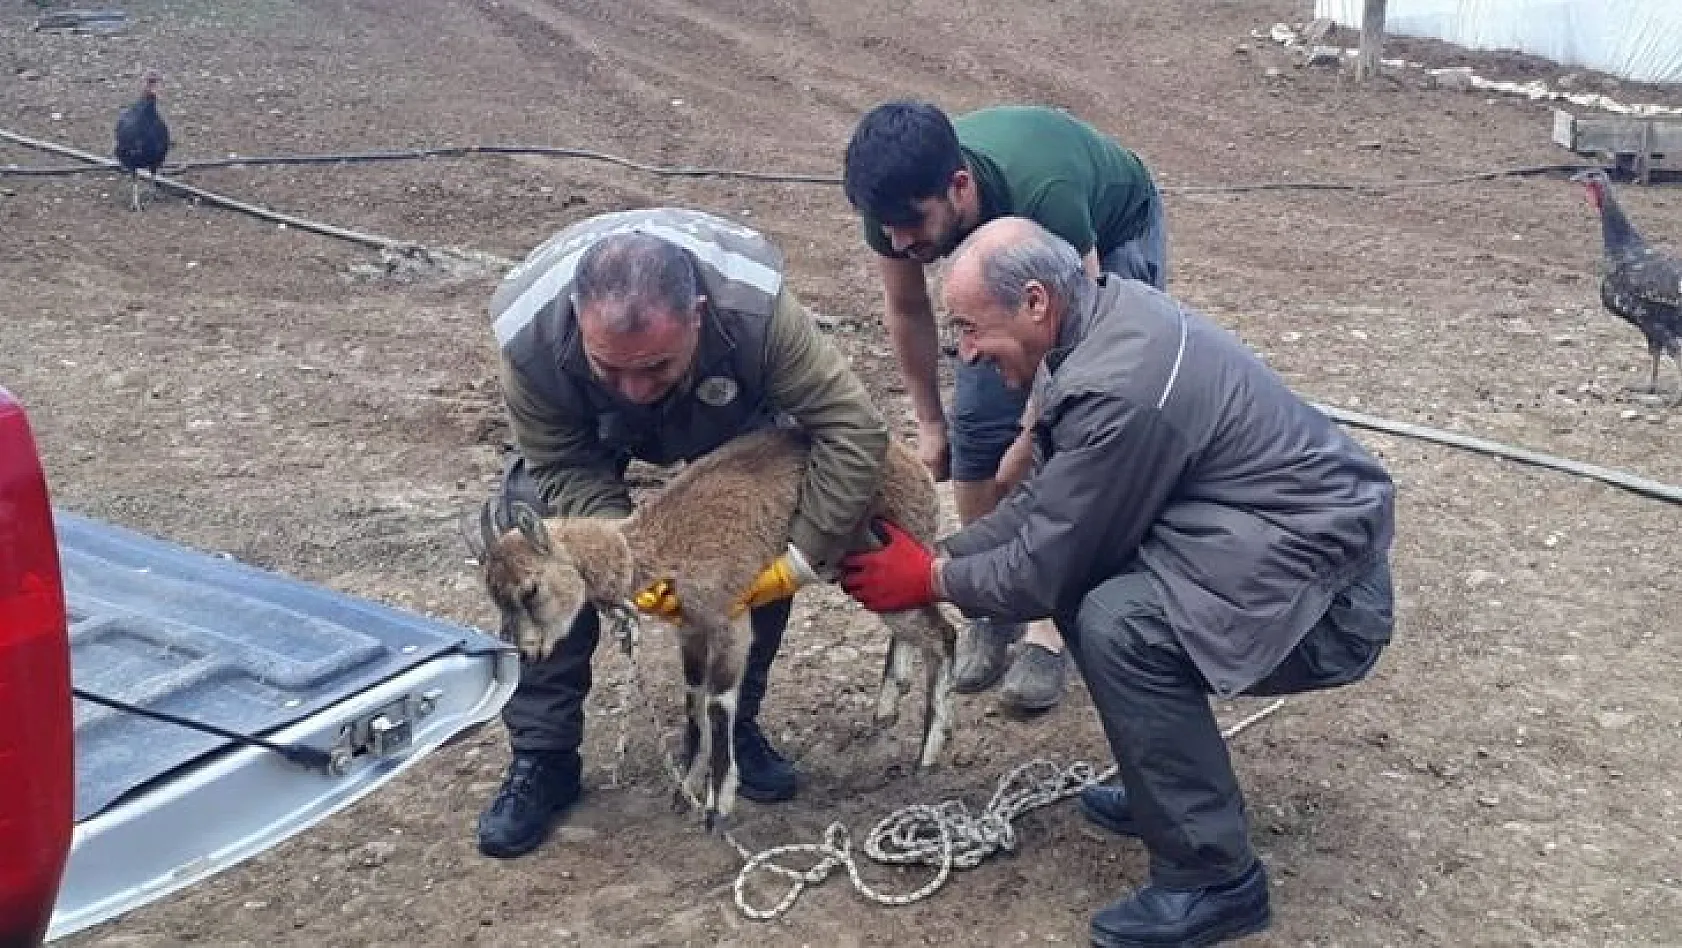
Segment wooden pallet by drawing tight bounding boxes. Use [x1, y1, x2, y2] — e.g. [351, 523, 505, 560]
[1552, 108, 1682, 184]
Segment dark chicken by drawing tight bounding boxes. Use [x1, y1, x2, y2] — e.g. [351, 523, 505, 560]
[1572, 168, 1682, 403]
[113, 70, 170, 211]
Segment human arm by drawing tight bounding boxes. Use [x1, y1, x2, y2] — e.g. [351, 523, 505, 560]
[938, 393, 1190, 622]
[499, 356, 633, 519]
[763, 287, 890, 573]
[876, 255, 951, 481]
[637, 535, 823, 621]
[993, 394, 1040, 496]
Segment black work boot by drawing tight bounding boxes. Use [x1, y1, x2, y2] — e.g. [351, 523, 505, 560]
[476, 750, 582, 859]
[1090, 861, 1271, 948]
[734, 598, 798, 803]
[734, 719, 798, 803]
[1077, 784, 1141, 838]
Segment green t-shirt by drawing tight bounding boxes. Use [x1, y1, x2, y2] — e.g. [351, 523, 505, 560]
[862, 105, 1155, 259]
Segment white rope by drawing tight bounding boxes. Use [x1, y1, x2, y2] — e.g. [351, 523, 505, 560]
[601, 608, 1289, 921]
[729, 698, 1286, 919]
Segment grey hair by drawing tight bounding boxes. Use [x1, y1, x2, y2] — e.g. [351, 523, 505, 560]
[971, 220, 1093, 316]
[569, 232, 700, 333]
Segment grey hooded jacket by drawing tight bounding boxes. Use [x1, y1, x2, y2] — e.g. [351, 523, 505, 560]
[940, 277, 1396, 696]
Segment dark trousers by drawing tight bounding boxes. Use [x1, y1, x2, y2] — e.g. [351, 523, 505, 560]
[1057, 557, 1393, 888]
[493, 453, 792, 754]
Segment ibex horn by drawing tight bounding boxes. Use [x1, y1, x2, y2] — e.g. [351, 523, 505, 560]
[510, 501, 552, 554]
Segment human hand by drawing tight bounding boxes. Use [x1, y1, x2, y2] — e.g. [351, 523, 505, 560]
[731, 545, 821, 616]
[633, 579, 683, 621]
[839, 519, 938, 613]
[635, 545, 822, 624]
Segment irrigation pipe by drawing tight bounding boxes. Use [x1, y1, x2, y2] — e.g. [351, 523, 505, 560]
[1163, 162, 1601, 194]
[0, 127, 429, 255]
[0, 142, 846, 184]
[0, 135, 1610, 194]
[3, 125, 1678, 505]
[1315, 403, 1682, 506]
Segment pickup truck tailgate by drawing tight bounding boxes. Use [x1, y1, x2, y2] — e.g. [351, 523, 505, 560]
[47, 511, 516, 941]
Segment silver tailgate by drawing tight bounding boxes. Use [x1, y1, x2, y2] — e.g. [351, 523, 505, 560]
[46, 511, 516, 941]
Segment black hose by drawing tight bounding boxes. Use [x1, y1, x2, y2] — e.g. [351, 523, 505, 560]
[5, 125, 1679, 507]
[0, 142, 1607, 193]
[1, 143, 846, 184]
[73, 686, 334, 773]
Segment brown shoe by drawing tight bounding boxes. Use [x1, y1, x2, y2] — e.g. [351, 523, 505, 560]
[952, 618, 1023, 693]
[999, 643, 1067, 713]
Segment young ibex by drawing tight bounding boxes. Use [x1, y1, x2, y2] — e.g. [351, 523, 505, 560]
[467, 427, 959, 829]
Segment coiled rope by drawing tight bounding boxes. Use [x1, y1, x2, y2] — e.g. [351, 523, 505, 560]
[602, 606, 1286, 920]
[725, 699, 1284, 919]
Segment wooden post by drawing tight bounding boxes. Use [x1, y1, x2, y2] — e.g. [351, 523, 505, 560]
[1637, 121, 1654, 185]
[1358, 0, 1387, 80]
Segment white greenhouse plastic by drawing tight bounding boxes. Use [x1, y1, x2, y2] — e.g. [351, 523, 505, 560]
[1312, 0, 1682, 84]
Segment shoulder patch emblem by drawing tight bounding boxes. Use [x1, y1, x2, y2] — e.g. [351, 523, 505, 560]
[695, 376, 739, 407]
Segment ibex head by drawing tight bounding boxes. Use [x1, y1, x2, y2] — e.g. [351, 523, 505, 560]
[464, 496, 635, 662]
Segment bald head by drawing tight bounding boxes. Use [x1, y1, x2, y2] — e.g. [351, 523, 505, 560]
[570, 232, 702, 334]
[946, 216, 1088, 313]
[940, 216, 1088, 389]
[571, 232, 705, 405]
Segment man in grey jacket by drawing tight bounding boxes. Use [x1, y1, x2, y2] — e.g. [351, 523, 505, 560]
[839, 217, 1395, 947]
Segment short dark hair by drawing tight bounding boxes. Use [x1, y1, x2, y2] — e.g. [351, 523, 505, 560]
[842, 100, 964, 227]
[570, 233, 699, 333]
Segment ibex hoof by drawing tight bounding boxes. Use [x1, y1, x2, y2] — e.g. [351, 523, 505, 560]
[703, 808, 729, 835]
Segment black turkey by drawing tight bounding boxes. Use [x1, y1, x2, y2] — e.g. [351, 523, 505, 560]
[1571, 168, 1682, 403]
[114, 70, 170, 211]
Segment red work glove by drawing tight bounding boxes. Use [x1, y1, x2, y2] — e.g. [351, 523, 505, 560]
[839, 519, 938, 613]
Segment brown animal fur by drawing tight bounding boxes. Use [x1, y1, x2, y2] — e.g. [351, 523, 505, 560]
[469, 427, 959, 829]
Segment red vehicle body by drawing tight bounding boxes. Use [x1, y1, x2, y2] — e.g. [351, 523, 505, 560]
[0, 387, 75, 948]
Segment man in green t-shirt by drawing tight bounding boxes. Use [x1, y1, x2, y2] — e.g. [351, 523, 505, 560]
[843, 100, 1168, 715]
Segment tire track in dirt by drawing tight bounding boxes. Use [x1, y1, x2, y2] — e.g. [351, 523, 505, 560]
[12, 0, 1682, 944]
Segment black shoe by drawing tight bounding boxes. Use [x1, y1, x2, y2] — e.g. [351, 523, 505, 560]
[734, 720, 798, 803]
[1091, 861, 1271, 948]
[476, 751, 582, 859]
[1077, 785, 1141, 838]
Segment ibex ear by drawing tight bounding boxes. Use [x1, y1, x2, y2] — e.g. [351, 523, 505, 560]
[511, 501, 553, 555]
[461, 507, 488, 562]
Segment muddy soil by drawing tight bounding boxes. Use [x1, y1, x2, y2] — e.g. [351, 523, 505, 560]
[3, 1, 1679, 945]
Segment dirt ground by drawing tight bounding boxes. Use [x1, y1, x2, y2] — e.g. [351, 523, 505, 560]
[4, 0, 1681, 945]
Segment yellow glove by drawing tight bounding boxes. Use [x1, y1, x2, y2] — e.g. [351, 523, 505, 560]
[731, 546, 820, 617]
[633, 579, 683, 620]
[631, 546, 820, 622]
